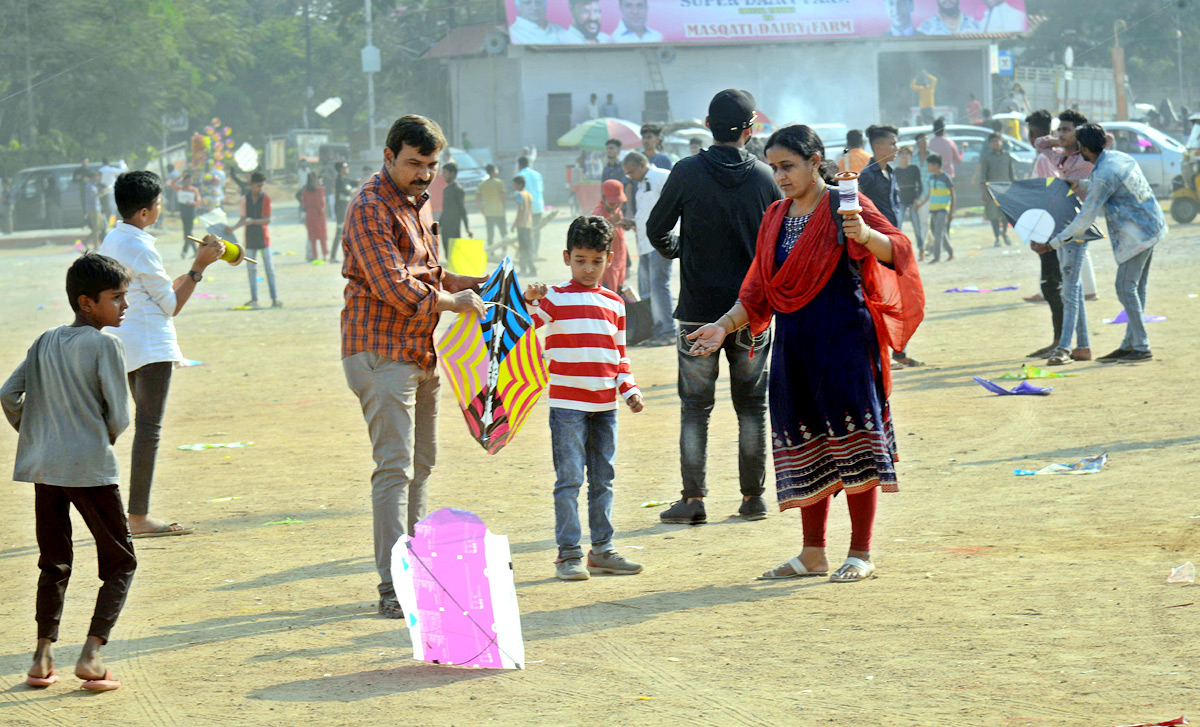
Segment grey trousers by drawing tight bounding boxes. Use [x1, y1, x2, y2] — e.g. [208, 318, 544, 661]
[343, 352, 439, 594]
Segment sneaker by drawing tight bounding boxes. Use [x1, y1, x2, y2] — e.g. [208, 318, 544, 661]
[1117, 350, 1153, 364]
[587, 550, 643, 575]
[738, 496, 768, 521]
[271, 299, 284, 308]
[1097, 348, 1132, 364]
[243, 299, 260, 308]
[650, 334, 676, 347]
[659, 499, 706, 525]
[1085, 293, 1100, 301]
[1023, 294, 1047, 304]
[378, 594, 404, 619]
[555, 557, 589, 581]
[1027, 343, 1058, 358]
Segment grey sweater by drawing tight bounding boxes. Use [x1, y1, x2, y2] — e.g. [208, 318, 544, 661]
[1, 326, 130, 486]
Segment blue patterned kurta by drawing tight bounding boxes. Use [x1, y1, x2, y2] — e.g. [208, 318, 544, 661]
[769, 215, 898, 510]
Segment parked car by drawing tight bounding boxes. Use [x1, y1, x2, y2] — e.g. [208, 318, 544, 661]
[1100, 121, 1185, 197]
[444, 147, 487, 193]
[9, 164, 85, 231]
[898, 134, 1033, 208]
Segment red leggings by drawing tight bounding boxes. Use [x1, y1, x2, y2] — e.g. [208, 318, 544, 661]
[800, 488, 878, 553]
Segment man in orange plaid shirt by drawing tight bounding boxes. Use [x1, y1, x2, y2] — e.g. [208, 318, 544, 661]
[340, 115, 486, 619]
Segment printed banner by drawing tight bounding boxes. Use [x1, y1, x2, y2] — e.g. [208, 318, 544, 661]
[505, 0, 1027, 46]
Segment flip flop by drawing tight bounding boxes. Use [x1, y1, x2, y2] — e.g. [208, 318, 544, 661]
[80, 669, 121, 692]
[830, 557, 876, 583]
[25, 669, 58, 688]
[131, 523, 193, 539]
[756, 556, 828, 580]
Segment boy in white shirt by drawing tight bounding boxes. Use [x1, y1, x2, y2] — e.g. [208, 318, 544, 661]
[99, 171, 224, 538]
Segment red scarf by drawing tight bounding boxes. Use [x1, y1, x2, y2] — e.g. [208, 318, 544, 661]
[738, 191, 924, 397]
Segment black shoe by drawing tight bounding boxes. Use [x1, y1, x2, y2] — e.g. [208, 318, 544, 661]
[1096, 348, 1132, 364]
[738, 496, 768, 521]
[1117, 350, 1153, 364]
[660, 499, 706, 525]
[378, 594, 404, 619]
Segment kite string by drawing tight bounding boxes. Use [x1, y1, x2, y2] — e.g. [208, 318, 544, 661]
[403, 541, 524, 668]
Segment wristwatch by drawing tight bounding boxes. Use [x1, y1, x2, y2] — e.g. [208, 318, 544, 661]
[187, 270, 203, 283]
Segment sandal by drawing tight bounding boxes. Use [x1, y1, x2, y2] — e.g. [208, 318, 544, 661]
[1046, 348, 1073, 366]
[756, 555, 827, 580]
[830, 557, 875, 583]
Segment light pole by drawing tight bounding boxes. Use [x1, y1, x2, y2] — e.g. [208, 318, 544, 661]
[363, 0, 380, 151]
[304, 0, 313, 128]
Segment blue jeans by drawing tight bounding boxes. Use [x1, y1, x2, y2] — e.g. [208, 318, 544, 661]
[637, 250, 674, 338]
[1114, 247, 1154, 352]
[550, 408, 617, 560]
[676, 323, 770, 499]
[247, 247, 278, 302]
[1056, 242, 1090, 351]
[898, 203, 924, 253]
[929, 209, 952, 261]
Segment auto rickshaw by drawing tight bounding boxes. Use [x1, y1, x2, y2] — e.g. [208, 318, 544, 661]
[1169, 113, 1200, 223]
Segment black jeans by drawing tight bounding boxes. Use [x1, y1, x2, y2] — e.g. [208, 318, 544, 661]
[1038, 248, 1064, 343]
[676, 323, 771, 499]
[35, 484, 137, 643]
[127, 362, 173, 515]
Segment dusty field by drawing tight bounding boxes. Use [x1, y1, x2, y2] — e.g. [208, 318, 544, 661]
[0, 201, 1197, 727]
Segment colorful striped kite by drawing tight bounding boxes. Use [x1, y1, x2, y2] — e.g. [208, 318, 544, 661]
[437, 258, 549, 454]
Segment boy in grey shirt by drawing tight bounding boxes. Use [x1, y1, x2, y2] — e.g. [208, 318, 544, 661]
[1, 253, 137, 692]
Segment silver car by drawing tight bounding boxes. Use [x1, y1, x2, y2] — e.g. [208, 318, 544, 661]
[1100, 121, 1186, 197]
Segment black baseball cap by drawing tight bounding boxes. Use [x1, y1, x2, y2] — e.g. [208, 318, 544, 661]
[708, 89, 756, 133]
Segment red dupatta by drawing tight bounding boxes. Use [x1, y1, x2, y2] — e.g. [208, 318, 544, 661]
[738, 191, 925, 398]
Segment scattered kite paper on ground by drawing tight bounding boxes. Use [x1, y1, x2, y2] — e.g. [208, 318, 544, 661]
[944, 285, 1020, 293]
[1115, 718, 1188, 727]
[1014, 453, 1107, 476]
[1103, 310, 1167, 324]
[393, 508, 524, 669]
[1167, 562, 1195, 584]
[973, 377, 1052, 396]
[999, 364, 1076, 380]
[437, 258, 549, 454]
[178, 441, 254, 451]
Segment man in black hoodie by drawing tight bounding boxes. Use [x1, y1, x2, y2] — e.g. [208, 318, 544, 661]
[647, 89, 781, 525]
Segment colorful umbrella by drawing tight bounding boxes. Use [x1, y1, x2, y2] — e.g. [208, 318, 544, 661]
[752, 110, 773, 136]
[557, 117, 642, 151]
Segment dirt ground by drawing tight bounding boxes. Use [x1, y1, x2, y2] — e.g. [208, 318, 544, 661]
[0, 200, 1197, 727]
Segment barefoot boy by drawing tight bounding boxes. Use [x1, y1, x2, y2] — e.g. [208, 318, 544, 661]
[523, 216, 645, 581]
[1, 253, 136, 691]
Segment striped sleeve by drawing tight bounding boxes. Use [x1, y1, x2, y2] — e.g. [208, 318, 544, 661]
[614, 303, 639, 400]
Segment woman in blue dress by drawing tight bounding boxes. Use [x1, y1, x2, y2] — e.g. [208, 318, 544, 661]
[686, 126, 924, 582]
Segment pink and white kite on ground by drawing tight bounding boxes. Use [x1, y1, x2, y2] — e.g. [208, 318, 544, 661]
[392, 508, 525, 669]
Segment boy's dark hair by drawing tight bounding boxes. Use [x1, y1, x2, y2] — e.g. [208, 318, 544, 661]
[845, 129, 864, 148]
[926, 153, 943, 168]
[443, 162, 459, 175]
[114, 171, 162, 219]
[933, 117, 947, 135]
[1026, 109, 1053, 132]
[898, 146, 914, 156]
[915, 131, 928, 142]
[640, 123, 663, 138]
[866, 124, 898, 145]
[485, 163, 497, 174]
[512, 175, 526, 188]
[66, 253, 131, 312]
[988, 132, 1003, 142]
[250, 171, 266, 184]
[605, 138, 622, 149]
[518, 156, 530, 169]
[1058, 109, 1088, 127]
[385, 114, 446, 156]
[689, 136, 703, 146]
[1075, 123, 1108, 154]
[566, 215, 614, 252]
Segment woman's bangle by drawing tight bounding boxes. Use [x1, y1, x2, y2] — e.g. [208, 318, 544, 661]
[719, 313, 736, 332]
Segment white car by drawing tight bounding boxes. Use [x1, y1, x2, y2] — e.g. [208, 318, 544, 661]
[1099, 121, 1185, 197]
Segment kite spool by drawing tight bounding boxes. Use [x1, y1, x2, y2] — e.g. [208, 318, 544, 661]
[187, 235, 258, 265]
[834, 171, 861, 215]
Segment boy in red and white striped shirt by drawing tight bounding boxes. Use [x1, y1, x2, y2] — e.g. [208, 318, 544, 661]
[524, 216, 645, 581]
